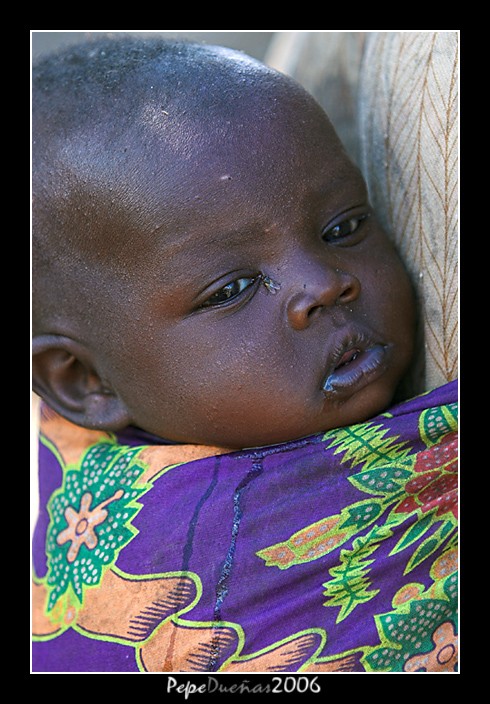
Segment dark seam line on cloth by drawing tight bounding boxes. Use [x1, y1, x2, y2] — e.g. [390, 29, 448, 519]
[238, 434, 324, 462]
[182, 457, 221, 571]
[163, 457, 221, 671]
[207, 455, 264, 671]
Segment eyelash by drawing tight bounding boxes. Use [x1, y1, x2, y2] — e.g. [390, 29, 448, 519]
[199, 275, 261, 309]
[322, 213, 369, 243]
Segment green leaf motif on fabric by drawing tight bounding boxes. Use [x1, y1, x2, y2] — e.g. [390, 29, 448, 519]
[390, 513, 434, 554]
[402, 523, 455, 575]
[45, 442, 150, 612]
[341, 500, 383, 530]
[349, 459, 414, 496]
[258, 400, 457, 586]
[324, 422, 411, 472]
[323, 526, 391, 622]
[419, 402, 458, 448]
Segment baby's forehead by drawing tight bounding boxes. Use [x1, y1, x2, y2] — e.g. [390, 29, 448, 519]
[34, 40, 353, 274]
[41, 62, 328, 193]
[35, 41, 316, 195]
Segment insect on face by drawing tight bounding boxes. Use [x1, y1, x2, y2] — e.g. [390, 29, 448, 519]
[261, 275, 281, 294]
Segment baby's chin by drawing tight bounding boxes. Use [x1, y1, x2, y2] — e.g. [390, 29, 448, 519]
[250, 383, 400, 449]
[322, 382, 399, 430]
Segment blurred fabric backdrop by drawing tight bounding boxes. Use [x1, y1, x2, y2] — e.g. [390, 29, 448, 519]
[31, 31, 276, 61]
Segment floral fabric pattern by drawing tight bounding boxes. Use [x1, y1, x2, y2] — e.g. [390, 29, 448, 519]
[32, 381, 458, 672]
[45, 442, 149, 614]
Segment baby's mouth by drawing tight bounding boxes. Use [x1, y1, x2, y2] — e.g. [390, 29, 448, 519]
[322, 343, 389, 395]
[335, 348, 361, 369]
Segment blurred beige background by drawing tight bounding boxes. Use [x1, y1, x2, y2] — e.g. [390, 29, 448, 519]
[31, 31, 276, 61]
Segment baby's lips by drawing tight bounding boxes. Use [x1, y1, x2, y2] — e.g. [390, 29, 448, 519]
[334, 348, 361, 370]
[322, 344, 388, 394]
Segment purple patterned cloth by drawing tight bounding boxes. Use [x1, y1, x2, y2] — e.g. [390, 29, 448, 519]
[32, 380, 458, 672]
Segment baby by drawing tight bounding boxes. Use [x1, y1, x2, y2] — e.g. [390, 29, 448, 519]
[32, 36, 457, 674]
[32, 35, 416, 450]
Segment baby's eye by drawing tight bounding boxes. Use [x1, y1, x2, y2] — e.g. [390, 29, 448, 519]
[322, 214, 368, 243]
[201, 276, 258, 308]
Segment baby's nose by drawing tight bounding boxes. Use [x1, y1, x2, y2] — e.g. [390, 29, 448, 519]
[286, 265, 360, 331]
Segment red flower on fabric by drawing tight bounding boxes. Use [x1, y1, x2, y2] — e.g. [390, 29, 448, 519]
[395, 432, 458, 519]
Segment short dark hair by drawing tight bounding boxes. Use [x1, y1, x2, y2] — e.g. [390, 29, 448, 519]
[32, 35, 282, 139]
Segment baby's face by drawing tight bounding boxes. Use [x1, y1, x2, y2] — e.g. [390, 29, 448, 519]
[88, 89, 415, 448]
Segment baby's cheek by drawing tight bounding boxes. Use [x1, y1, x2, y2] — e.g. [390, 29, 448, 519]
[372, 245, 414, 307]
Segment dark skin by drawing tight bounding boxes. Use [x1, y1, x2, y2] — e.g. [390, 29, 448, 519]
[32, 73, 416, 450]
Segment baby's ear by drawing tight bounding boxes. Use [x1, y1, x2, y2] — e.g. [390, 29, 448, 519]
[32, 334, 132, 431]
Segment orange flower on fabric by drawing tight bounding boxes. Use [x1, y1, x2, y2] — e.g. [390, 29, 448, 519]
[57, 489, 124, 563]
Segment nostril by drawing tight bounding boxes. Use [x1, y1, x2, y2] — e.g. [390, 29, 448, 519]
[336, 274, 361, 305]
[287, 291, 323, 330]
[338, 285, 355, 303]
[287, 270, 360, 330]
[307, 305, 322, 319]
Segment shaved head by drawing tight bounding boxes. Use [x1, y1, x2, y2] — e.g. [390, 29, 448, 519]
[32, 35, 307, 336]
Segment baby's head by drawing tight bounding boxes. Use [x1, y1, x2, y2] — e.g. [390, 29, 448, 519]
[32, 36, 416, 449]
